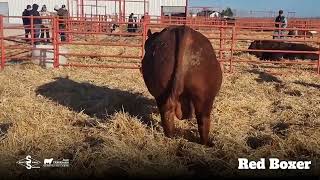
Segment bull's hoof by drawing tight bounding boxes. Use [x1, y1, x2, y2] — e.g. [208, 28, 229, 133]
[200, 139, 214, 147]
[164, 133, 175, 139]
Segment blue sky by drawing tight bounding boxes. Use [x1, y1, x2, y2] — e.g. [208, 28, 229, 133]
[189, 0, 319, 17]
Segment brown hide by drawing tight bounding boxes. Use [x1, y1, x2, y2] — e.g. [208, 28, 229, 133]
[288, 30, 315, 38]
[141, 26, 223, 145]
[248, 40, 318, 60]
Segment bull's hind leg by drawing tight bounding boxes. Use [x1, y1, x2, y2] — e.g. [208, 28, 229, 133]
[175, 101, 183, 120]
[158, 98, 176, 138]
[193, 96, 214, 146]
[180, 95, 195, 120]
[176, 95, 194, 120]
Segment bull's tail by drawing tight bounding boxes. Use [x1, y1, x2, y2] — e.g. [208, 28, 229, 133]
[169, 26, 189, 102]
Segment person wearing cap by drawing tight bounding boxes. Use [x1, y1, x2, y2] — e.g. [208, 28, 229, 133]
[128, 13, 134, 33]
[57, 5, 69, 41]
[39, 5, 51, 43]
[273, 10, 288, 39]
[22, 5, 32, 42]
[30, 4, 42, 45]
[52, 5, 60, 16]
[54, 5, 60, 11]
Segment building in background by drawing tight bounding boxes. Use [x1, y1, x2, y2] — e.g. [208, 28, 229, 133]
[0, 0, 67, 24]
[0, 0, 9, 23]
[0, 0, 187, 24]
[76, 0, 187, 19]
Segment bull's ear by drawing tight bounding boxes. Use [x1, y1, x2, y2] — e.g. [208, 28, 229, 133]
[147, 29, 152, 37]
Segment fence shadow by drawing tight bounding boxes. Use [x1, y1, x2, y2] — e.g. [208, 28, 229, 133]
[294, 81, 320, 89]
[0, 122, 13, 140]
[35, 77, 157, 125]
[247, 69, 283, 83]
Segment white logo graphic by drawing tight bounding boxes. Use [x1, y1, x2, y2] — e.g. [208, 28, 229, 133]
[43, 158, 70, 168]
[44, 158, 54, 165]
[16, 155, 41, 170]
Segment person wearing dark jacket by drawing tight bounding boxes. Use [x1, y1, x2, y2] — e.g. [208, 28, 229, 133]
[30, 4, 42, 45]
[128, 13, 134, 32]
[273, 10, 288, 39]
[133, 17, 138, 32]
[56, 5, 69, 41]
[22, 5, 32, 41]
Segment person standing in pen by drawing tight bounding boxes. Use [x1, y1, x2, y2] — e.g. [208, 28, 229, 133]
[39, 5, 51, 44]
[57, 5, 69, 41]
[128, 13, 134, 33]
[30, 4, 42, 45]
[273, 10, 288, 39]
[22, 5, 32, 42]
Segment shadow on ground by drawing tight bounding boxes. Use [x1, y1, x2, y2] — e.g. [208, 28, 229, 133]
[247, 69, 283, 83]
[0, 122, 13, 140]
[294, 81, 320, 89]
[35, 77, 158, 125]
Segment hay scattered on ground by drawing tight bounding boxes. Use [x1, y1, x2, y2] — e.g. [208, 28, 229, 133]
[0, 62, 319, 178]
[0, 27, 320, 178]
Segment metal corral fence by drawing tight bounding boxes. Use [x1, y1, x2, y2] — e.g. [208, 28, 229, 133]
[236, 17, 320, 28]
[0, 16, 56, 69]
[0, 15, 320, 74]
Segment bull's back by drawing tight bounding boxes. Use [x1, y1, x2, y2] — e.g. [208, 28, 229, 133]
[141, 27, 178, 98]
[182, 27, 222, 96]
[142, 26, 222, 99]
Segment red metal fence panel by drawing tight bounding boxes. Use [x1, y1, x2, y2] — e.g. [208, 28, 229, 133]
[1, 16, 55, 68]
[54, 17, 144, 69]
[0, 16, 4, 70]
[0, 15, 319, 75]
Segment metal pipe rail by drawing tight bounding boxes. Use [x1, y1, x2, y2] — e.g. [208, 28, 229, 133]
[0, 15, 320, 74]
[1, 16, 56, 68]
[54, 17, 144, 69]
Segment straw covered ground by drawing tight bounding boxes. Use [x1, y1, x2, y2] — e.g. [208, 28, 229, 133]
[0, 29, 320, 178]
[0, 62, 319, 178]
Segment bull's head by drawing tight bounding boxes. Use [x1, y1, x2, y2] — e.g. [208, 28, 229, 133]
[141, 28, 169, 75]
[140, 29, 156, 75]
[141, 29, 161, 66]
[144, 29, 169, 57]
[144, 29, 160, 54]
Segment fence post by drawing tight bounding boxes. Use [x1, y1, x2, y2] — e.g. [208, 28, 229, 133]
[230, 25, 236, 73]
[0, 15, 5, 70]
[142, 16, 149, 61]
[67, 16, 72, 43]
[53, 17, 60, 68]
[98, 15, 101, 32]
[318, 39, 320, 75]
[31, 16, 34, 46]
[219, 24, 223, 60]
[304, 21, 307, 40]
